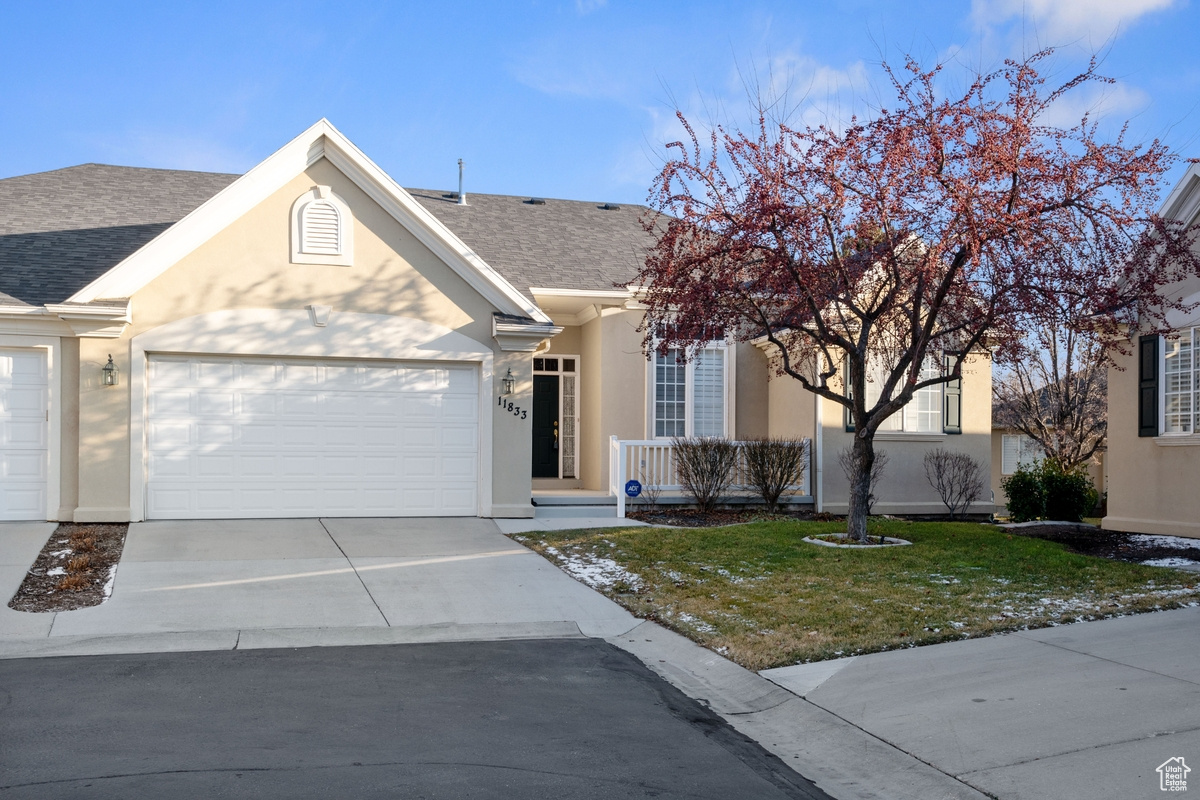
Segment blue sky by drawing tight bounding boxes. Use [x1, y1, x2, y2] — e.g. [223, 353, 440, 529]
[3, 1, 1198, 204]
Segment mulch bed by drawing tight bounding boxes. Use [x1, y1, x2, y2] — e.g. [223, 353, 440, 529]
[1007, 523, 1200, 564]
[627, 507, 821, 528]
[7, 523, 129, 613]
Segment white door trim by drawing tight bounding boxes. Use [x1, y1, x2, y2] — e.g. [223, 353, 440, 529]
[129, 309, 494, 521]
[0, 336, 61, 520]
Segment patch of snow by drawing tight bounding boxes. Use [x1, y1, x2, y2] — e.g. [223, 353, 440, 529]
[1142, 557, 1200, 568]
[929, 574, 960, 584]
[49, 549, 72, 558]
[676, 612, 717, 634]
[544, 546, 642, 591]
[102, 565, 117, 598]
[1135, 535, 1200, 550]
[46, 567, 65, 577]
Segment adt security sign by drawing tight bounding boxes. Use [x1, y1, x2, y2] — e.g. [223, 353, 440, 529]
[624, 480, 643, 498]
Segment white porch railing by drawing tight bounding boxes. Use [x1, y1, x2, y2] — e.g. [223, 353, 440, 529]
[609, 436, 812, 518]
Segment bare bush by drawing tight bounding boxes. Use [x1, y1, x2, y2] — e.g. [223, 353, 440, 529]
[838, 446, 889, 515]
[672, 437, 739, 513]
[638, 464, 663, 512]
[923, 448, 986, 519]
[741, 438, 808, 513]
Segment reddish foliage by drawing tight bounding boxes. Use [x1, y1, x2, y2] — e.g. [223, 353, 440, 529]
[634, 51, 1200, 538]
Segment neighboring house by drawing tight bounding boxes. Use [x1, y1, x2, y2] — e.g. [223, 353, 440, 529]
[1104, 161, 1200, 538]
[0, 119, 993, 523]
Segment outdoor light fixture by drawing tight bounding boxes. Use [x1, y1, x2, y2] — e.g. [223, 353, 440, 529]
[502, 368, 515, 395]
[102, 355, 119, 387]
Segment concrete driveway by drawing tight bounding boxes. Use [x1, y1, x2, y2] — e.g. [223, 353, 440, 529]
[0, 518, 638, 656]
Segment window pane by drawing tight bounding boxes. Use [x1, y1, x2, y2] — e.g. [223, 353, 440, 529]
[654, 349, 686, 438]
[1164, 332, 1193, 434]
[692, 348, 725, 437]
[563, 358, 576, 372]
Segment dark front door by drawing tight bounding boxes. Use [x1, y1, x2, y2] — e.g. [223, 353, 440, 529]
[532, 375, 559, 478]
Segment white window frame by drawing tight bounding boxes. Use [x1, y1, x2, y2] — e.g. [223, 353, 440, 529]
[646, 342, 735, 439]
[1001, 433, 1042, 475]
[290, 185, 354, 267]
[869, 355, 944, 435]
[533, 354, 580, 479]
[1161, 327, 1200, 436]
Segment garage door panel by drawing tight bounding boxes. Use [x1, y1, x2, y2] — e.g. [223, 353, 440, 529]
[441, 425, 478, 449]
[147, 355, 480, 519]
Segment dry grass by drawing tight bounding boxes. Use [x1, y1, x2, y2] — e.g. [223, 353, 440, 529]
[510, 519, 1200, 670]
[53, 574, 91, 592]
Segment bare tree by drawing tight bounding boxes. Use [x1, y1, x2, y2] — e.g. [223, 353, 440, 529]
[839, 446, 889, 515]
[742, 438, 809, 513]
[923, 448, 986, 519]
[992, 308, 1106, 471]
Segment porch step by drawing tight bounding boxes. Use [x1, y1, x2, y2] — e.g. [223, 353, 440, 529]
[533, 504, 619, 519]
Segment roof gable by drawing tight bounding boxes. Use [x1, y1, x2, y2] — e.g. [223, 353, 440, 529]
[66, 120, 551, 323]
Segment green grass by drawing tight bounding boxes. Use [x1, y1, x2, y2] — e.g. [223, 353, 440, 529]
[510, 519, 1200, 671]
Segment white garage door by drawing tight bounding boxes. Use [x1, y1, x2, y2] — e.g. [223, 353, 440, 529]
[146, 355, 479, 519]
[0, 349, 48, 520]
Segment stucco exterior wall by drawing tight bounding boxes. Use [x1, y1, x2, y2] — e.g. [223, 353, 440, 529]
[74, 158, 528, 521]
[735, 344, 770, 440]
[1103, 344, 1200, 537]
[820, 352, 994, 516]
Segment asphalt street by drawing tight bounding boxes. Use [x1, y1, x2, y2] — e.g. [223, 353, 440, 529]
[0, 637, 831, 799]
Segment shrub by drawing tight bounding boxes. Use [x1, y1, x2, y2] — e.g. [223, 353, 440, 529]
[741, 438, 808, 513]
[672, 437, 739, 513]
[1040, 459, 1100, 522]
[1001, 465, 1044, 522]
[837, 446, 889, 514]
[923, 448, 987, 519]
[1001, 458, 1099, 522]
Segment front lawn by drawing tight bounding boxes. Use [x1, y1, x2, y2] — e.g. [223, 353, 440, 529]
[509, 519, 1200, 671]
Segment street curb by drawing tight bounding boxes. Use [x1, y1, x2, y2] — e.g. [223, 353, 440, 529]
[607, 621, 990, 800]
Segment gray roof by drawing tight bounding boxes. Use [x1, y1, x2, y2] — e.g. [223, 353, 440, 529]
[0, 164, 239, 306]
[406, 189, 651, 299]
[0, 163, 653, 307]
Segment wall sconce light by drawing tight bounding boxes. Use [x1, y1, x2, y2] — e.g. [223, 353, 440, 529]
[502, 368, 515, 395]
[102, 355, 119, 387]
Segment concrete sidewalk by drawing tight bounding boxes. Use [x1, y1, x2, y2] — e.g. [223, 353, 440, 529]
[763, 606, 1200, 799]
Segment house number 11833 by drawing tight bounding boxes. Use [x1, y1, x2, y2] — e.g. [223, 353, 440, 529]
[498, 397, 527, 419]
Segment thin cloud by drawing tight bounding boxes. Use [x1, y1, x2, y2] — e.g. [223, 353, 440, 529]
[971, 0, 1178, 44]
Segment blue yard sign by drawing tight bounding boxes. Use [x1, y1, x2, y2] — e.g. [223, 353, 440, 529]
[624, 480, 643, 498]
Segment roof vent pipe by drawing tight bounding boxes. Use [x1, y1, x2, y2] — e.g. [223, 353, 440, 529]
[457, 158, 467, 205]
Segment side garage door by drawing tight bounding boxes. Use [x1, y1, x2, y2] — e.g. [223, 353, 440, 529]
[146, 356, 479, 519]
[0, 349, 48, 520]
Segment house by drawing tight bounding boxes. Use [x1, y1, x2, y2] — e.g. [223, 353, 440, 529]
[1103, 161, 1200, 538]
[0, 120, 993, 523]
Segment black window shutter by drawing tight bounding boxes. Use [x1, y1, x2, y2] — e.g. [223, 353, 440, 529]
[843, 360, 855, 432]
[1138, 335, 1159, 437]
[943, 355, 962, 435]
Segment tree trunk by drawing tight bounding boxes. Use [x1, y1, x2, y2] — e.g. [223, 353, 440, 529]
[846, 432, 875, 543]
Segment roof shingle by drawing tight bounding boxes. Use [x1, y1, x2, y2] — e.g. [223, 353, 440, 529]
[0, 163, 653, 306]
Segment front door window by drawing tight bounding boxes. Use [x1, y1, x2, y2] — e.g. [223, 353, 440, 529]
[532, 356, 579, 478]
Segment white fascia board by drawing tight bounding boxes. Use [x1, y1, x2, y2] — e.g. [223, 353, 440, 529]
[44, 301, 132, 338]
[66, 119, 551, 324]
[492, 316, 564, 352]
[1161, 161, 1200, 223]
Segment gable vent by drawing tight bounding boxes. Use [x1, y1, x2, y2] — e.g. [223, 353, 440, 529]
[301, 201, 341, 254]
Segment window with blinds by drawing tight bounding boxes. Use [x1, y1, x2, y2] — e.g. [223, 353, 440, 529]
[653, 345, 727, 438]
[1001, 434, 1042, 474]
